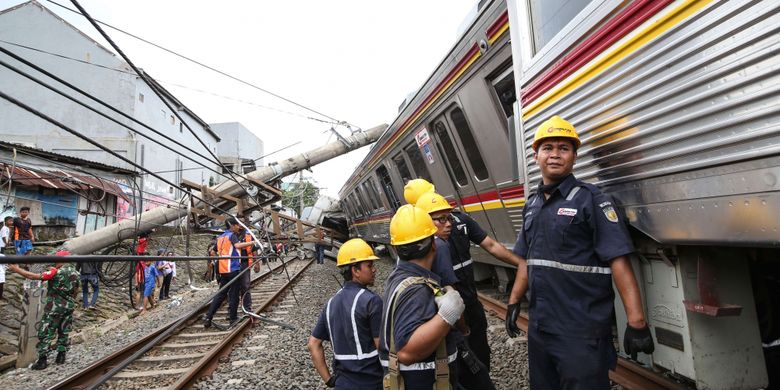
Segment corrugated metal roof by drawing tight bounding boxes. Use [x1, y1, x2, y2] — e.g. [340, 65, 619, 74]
[0, 141, 137, 175]
[1, 164, 130, 202]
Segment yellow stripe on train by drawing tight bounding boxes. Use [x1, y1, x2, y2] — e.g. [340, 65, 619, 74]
[462, 198, 525, 213]
[522, 0, 714, 121]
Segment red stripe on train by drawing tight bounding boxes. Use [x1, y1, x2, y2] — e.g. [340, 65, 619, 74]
[486, 10, 509, 40]
[520, 0, 672, 106]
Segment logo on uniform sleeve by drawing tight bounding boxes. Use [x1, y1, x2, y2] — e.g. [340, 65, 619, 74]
[602, 205, 619, 223]
[557, 208, 577, 217]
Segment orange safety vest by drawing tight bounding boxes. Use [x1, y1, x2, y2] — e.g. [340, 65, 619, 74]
[244, 233, 254, 267]
[217, 232, 241, 274]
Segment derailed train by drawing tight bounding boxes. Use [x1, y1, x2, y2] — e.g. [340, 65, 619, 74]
[338, 0, 779, 388]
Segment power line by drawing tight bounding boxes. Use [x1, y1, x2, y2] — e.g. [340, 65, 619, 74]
[0, 45, 229, 178]
[68, 0, 267, 213]
[0, 39, 339, 125]
[0, 89, 236, 219]
[45, 0, 355, 128]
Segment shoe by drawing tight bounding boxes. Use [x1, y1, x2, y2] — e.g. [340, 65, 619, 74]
[203, 317, 212, 328]
[55, 352, 66, 364]
[30, 356, 47, 370]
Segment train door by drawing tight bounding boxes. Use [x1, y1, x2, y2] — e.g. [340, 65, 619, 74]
[429, 105, 499, 238]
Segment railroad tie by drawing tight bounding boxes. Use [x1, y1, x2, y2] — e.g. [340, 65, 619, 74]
[111, 367, 191, 379]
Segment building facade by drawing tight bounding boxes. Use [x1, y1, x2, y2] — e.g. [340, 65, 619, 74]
[0, 1, 221, 204]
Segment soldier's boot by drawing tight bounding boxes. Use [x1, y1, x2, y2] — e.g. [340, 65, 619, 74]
[31, 356, 47, 370]
[55, 352, 66, 364]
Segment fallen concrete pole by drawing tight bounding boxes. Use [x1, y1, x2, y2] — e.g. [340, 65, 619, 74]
[61, 124, 386, 255]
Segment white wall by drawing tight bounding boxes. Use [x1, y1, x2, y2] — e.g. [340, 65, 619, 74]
[0, 2, 220, 201]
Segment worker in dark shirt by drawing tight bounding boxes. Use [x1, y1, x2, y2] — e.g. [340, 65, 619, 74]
[405, 178, 523, 372]
[507, 115, 654, 389]
[308, 238, 383, 389]
[13, 206, 34, 256]
[379, 205, 465, 389]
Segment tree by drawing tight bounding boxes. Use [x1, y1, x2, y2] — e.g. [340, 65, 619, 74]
[281, 179, 320, 215]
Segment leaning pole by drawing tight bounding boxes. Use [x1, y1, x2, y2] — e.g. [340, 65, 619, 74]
[14, 124, 385, 368]
[61, 124, 386, 255]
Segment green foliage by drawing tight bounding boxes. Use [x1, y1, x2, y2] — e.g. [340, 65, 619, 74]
[281, 179, 320, 213]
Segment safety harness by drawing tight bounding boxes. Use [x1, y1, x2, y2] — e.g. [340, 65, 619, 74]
[384, 276, 451, 390]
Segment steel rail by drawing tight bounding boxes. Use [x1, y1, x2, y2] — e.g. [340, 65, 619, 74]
[477, 293, 688, 390]
[48, 258, 304, 389]
[171, 258, 313, 389]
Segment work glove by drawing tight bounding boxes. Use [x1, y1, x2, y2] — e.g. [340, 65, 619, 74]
[624, 323, 655, 360]
[505, 303, 522, 338]
[325, 373, 338, 388]
[434, 286, 465, 326]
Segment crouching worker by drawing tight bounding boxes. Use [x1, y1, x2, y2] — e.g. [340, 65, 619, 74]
[308, 238, 383, 389]
[380, 205, 465, 389]
[9, 250, 80, 369]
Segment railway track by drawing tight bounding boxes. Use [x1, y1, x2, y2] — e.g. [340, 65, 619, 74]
[51, 257, 312, 390]
[477, 293, 688, 390]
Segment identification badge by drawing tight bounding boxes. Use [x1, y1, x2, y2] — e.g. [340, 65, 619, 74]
[603, 206, 619, 223]
[557, 208, 578, 217]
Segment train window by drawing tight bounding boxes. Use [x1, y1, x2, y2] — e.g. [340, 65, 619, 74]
[433, 120, 468, 186]
[528, 0, 590, 53]
[362, 181, 379, 210]
[404, 142, 432, 182]
[393, 153, 412, 183]
[376, 165, 401, 209]
[355, 185, 370, 212]
[449, 107, 489, 181]
[491, 65, 516, 120]
[367, 176, 386, 209]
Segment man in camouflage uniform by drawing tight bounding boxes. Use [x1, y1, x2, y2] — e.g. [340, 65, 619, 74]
[8, 250, 80, 370]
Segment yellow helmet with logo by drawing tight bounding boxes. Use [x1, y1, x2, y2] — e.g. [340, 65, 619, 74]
[415, 192, 453, 215]
[532, 115, 581, 150]
[389, 205, 437, 245]
[403, 179, 435, 205]
[337, 238, 379, 267]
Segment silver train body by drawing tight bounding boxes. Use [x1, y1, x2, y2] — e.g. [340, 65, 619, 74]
[339, 0, 779, 388]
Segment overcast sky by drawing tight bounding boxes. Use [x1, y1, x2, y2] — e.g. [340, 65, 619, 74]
[0, 0, 478, 198]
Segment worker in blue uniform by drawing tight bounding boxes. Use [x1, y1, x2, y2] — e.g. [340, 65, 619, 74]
[506, 115, 655, 389]
[203, 217, 254, 328]
[380, 205, 465, 390]
[416, 191, 496, 389]
[308, 238, 384, 389]
[405, 179, 523, 372]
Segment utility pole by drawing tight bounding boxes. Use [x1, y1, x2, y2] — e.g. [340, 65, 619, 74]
[61, 124, 385, 255]
[6, 125, 385, 366]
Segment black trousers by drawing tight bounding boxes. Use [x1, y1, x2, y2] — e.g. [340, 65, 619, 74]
[528, 326, 615, 390]
[239, 266, 251, 312]
[206, 271, 239, 322]
[464, 300, 490, 370]
[159, 273, 172, 299]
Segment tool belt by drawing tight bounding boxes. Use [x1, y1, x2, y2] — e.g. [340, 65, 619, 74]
[383, 276, 450, 390]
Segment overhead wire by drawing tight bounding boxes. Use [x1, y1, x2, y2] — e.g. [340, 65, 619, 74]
[0, 39, 340, 126]
[45, 0, 355, 128]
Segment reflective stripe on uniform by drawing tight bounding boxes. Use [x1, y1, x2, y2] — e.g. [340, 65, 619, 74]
[327, 288, 379, 361]
[379, 351, 458, 371]
[452, 259, 473, 271]
[528, 259, 612, 275]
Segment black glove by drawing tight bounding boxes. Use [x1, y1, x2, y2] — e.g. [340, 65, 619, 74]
[325, 374, 337, 388]
[506, 303, 522, 338]
[624, 323, 655, 360]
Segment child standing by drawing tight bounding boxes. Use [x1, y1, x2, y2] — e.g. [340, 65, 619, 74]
[140, 260, 160, 315]
[13, 206, 34, 256]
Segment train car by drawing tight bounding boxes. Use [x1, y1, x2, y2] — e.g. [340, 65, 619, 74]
[340, 0, 779, 388]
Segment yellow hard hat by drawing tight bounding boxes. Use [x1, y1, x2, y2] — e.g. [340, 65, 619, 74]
[532, 115, 581, 150]
[337, 238, 379, 267]
[404, 179, 435, 205]
[415, 192, 453, 215]
[389, 205, 437, 245]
